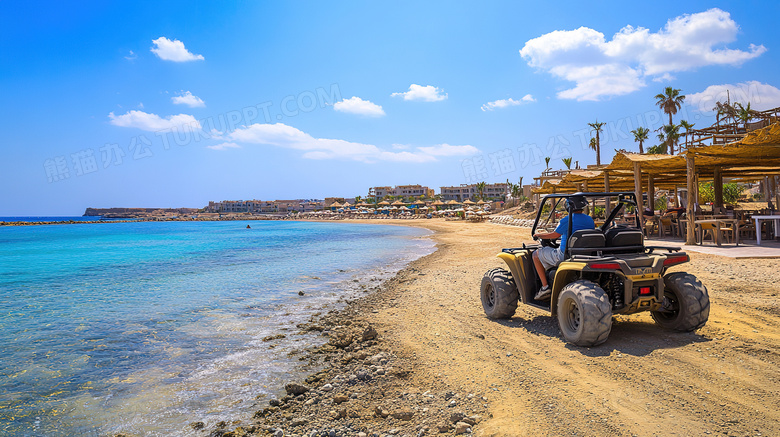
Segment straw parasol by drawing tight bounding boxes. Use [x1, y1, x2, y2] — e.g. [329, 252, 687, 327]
[431, 200, 445, 206]
[446, 200, 460, 205]
[476, 200, 486, 205]
[330, 201, 342, 208]
[463, 199, 476, 205]
[391, 200, 405, 206]
[378, 201, 391, 206]
[413, 199, 426, 205]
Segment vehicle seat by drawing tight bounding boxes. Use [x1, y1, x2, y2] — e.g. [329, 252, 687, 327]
[567, 229, 606, 256]
[604, 227, 644, 253]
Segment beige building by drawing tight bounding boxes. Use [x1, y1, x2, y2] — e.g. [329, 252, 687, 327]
[440, 183, 508, 201]
[369, 184, 434, 199]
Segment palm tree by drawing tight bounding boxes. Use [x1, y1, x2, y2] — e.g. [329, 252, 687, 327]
[562, 157, 573, 170]
[511, 183, 522, 207]
[631, 126, 650, 154]
[735, 102, 757, 132]
[588, 121, 605, 165]
[544, 156, 551, 170]
[656, 124, 680, 154]
[655, 87, 686, 154]
[354, 195, 362, 203]
[678, 120, 694, 150]
[476, 181, 486, 201]
[588, 137, 597, 157]
[655, 87, 686, 127]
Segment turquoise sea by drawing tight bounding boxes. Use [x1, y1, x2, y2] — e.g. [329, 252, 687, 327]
[0, 220, 434, 436]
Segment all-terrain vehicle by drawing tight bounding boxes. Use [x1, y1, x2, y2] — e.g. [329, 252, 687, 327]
[480, 192, 709, 346]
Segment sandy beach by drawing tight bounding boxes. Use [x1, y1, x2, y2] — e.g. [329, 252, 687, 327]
[200, 218, 780, 437]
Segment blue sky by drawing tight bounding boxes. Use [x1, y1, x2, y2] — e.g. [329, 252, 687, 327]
[1, 1, 779, 215]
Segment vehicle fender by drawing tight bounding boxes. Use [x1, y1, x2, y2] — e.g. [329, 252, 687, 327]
[497, 252, 524, 284]
[550, 262, 587, 313]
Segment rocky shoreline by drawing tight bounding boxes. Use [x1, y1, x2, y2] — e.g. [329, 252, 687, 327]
[178, 256, 488, 437]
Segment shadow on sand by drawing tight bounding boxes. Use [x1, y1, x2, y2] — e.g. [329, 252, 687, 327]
[492, 313, 710, 357]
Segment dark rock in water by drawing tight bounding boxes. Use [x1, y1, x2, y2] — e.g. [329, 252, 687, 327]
[298, 290, 305, 296]
[285, 382, 310, 396]
[269, 398, 281, 406]
[190, 421, 205, 430]
[262, 333, 286, 342]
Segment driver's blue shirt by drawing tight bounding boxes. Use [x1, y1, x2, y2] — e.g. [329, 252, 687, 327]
[554, 213, 596, 253]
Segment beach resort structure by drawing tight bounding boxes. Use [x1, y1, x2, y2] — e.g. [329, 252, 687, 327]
[531, 107, 780, 246]
[369, 185, 434, 200]
[440, 182, 509, 202]
[205, 199, 323, 214]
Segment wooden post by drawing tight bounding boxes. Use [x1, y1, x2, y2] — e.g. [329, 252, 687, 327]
[673, 185, 679, 207]
[714, 166, 723, 209]
[633, 162, 644, 231]
[604, 171, 611, 215]
[583, 180, 589, 192]
[648, 175, 655, 214]
[686, 154, 697, 245]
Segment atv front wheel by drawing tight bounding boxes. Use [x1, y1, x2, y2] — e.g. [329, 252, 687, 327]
[556, 280, 612, 346]
[480, 268, 519, 319]
[652, 272, 709, 331]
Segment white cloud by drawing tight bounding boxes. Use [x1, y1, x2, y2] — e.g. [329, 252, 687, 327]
[416, 143, 480, 156]
[150, 37, 204, 62]
[108, 110, 201, 131]
[172, 91, 206, 108]
[520, 9, 766, 101]
[333, 96, 385, 117]
[124, 50, 137, 61]
[481, 94, 536, 111]
[228, 123, 478, 163]
[207, 142, 241, 151]
[687, 81, 780, 113]
[391, 84, 448, 102]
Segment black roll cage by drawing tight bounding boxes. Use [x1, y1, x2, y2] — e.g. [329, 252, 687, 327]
[531, 192, 642, 259]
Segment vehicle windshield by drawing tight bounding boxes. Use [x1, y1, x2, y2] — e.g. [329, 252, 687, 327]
[534, 193, 640, 234]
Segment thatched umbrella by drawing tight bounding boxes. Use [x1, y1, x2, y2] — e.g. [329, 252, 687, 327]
[463, 199, 476, 205]
[378, 201, 391, 206]
[391, 200, 406, 206]
[476, 200, 486, 205]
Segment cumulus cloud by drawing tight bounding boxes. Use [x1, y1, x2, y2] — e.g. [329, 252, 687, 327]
[207, 142, 241, 151]
[333, 96, 385, 117]
[520, 9, 766, 101]
[172, 91, 206, 108]
[150, 37, 204, 62]
[228, 123, 478, 163]
[108, 110, 201, 131]
[124, 50, 137, 61]
[481, 94, 536, 111]
[687, 81, 780, 113]
[391, 84, 448, 102]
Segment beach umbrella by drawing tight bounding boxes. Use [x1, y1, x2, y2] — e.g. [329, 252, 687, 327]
[391, 200, 405, 206]
[463, 199, 476, 205]
[476, 200, 486, 205]
[378, 201, 391, 206]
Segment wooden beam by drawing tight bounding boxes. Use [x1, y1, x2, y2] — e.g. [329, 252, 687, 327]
[686, 154, 696, 245]
[713, 166, 723, 208]
[604, 171, 611, 214]
[633, 162, 644, 231]
[648, 175, 655, 214]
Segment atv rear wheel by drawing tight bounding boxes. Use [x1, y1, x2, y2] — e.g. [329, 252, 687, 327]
[556, 280, 612, 346]
[480, 268, 519, 319]
[652, 272, 709, 331]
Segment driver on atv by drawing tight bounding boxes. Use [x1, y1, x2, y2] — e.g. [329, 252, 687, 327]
[532, 195, 594, 301]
